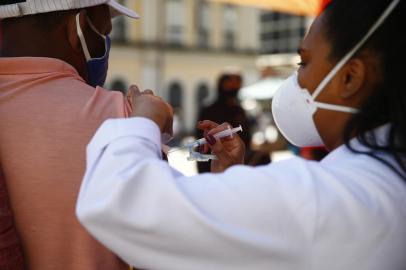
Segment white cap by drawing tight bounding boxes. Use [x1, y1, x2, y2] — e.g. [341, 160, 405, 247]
[0, 0, 139, 19]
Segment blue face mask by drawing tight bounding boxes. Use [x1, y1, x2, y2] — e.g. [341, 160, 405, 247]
[76, 13, 111, 88]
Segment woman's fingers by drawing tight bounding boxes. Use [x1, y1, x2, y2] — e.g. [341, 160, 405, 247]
[198, 121, 233, 138]
[197, 121, 236, 153]
[196, 121, 246, 172]
[207, 122, 232, 138]
[197, 120, 219, 153]
[205, 134, 232, 168]
[199, 130, 209, 154]
[197, 120, 220, 130]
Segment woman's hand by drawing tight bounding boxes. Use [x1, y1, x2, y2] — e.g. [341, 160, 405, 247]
[129, 85, 174, 137]
[197, 120, 245, 173]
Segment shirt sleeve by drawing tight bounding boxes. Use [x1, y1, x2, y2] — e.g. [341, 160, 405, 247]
[76, 118, 318, 270]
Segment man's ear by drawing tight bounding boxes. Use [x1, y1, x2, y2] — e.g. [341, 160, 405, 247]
[340, 58, 366, 99]
[66, 10, 86, 54]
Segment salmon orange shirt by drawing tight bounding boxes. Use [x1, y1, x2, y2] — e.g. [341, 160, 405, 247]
[0, 57, 132, 270]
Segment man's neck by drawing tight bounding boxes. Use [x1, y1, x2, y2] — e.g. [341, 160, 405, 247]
[0, 37, 86, 82]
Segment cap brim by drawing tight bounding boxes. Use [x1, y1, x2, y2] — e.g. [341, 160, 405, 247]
[108, 0, 140, 19]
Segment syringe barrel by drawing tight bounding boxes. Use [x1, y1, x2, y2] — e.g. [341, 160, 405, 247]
[187, 125, 242, 148]
[213, 125, 243, 139]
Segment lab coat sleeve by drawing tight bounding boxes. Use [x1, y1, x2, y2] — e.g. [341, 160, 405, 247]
[76, 117, 318, 270]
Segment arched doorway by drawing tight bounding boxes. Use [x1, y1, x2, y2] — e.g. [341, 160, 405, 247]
[167, 81, 184, 136]
[168, 82, 183, 109]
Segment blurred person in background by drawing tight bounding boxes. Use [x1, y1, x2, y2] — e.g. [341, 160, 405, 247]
[196, 71, 270, 173]
[0, 0, 138, 269]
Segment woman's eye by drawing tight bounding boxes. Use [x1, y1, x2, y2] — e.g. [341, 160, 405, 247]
[297, 61, 306, 67]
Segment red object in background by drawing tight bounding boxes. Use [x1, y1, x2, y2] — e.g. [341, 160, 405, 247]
[319, 0, 332, 14]
[300, 146, 329, 161]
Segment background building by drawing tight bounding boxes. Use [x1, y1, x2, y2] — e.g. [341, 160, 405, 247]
[106, 0, 313, 135]
[107, 0, 261, 134]
[260, 11, 312, 54]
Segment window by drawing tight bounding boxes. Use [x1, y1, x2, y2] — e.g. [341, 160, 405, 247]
[223, 5, 237, 50]
[196, 0, 211, 48]
[260, 11, 309, 54]
[196, 83, 210, 110]
[166, 0, 185, 46]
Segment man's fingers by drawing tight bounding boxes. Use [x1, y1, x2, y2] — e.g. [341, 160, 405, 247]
[128, 86, 155, 99]
[143, 89, 154, 95]
[129, 85, 142, 96]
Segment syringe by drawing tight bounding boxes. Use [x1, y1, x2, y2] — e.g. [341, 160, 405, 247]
[168, 125, 243, 154]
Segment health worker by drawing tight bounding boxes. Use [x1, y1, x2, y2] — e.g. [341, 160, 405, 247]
[76, 0, 406, 269]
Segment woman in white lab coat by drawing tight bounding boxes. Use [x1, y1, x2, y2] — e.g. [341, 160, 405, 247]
[76, 0, 406, 269]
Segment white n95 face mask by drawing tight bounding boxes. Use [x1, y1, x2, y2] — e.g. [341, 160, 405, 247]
[272, 73, 324, 147]
[271, 0, 399, 148]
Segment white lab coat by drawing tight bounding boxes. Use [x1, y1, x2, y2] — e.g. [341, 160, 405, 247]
[76, 118, 406, 270]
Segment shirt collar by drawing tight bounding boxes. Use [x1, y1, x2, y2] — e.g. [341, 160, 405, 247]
[0, 57, 83, 81]
[321, 124, 391, 165]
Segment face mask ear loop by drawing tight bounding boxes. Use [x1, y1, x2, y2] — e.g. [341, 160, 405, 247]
[311, 0, 400, 100]
[76, 13, 91, 61]
[85, 15, 109, 61]
[313, 101, 360, 114]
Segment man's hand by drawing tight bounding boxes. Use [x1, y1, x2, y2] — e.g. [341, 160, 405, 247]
[197, 120, 246, 173]
[128, 85, 174, 136]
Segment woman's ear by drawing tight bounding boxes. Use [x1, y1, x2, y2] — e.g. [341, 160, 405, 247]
[66, 10, 86, 54]
[340, 58, 366, 99]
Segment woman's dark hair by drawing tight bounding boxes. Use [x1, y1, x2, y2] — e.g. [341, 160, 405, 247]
[323, 0, 406, 180]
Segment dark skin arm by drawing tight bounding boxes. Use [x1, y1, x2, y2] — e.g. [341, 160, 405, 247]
[130, 85, 245, 173]
[197, 120, 245, 173]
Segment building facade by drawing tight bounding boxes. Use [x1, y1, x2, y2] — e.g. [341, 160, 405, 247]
[107, 0, 313, 134]
[260, 11, 312, 55]
[106, 0, 262, 134]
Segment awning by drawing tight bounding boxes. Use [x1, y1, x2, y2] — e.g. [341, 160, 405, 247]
[208, 0, 331, 16]
[239, 77, 285, 100]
